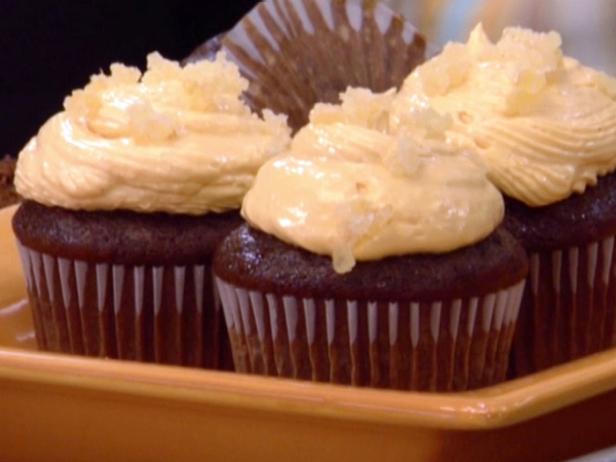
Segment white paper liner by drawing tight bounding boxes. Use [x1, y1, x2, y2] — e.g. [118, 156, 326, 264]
[513, 235, 616, 375]
[220, 0, 426, 131]
[215, 277, 525, 391]
[15, 240, 227, 368]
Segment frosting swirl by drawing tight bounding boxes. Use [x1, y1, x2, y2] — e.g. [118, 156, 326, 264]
[392, 24, 616, 207]
[15, 53, 290, 214]
[242, 89, 504, 273]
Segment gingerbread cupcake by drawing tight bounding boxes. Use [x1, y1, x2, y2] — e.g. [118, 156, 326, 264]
[391, 25, 616, 374]
[12, 53, 290, 367]
[214, 94, 528, 391]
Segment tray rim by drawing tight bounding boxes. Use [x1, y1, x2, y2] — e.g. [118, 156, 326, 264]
[3, 204, 616, 432]
[2, 339, 616, 431]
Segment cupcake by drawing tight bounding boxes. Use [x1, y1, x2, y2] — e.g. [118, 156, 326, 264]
[185, 0, 427, 132]
[213, 92, 528, 391]
[12, 53, 290, 367]
[391, 25, 616, 374]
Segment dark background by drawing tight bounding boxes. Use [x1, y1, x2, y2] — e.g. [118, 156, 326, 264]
[0, 1, 259, 157]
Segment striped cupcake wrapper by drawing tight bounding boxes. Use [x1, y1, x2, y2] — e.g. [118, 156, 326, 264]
[513, 235, 616, 375]
[15, 240, 229, 368]
[220, 0, 425, 130]
[215, 277, 525, 391]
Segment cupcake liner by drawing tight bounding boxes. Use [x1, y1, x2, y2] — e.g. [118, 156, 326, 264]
[15, 240, 229, 368]
[512, 235, 616, 375]
[183, 33, 224, 64]
[215, 277, 525, 391]
[219, 0, 426, 131]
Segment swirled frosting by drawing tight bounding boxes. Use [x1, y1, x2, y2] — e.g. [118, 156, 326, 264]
[391, 24, 616, 207]
[15, 53, 290, 214]
[242, 88, 504, 273]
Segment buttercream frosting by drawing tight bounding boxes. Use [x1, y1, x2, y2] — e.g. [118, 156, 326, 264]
[392, 24, 616, 207]
[242, 88, 504, 273]
[15, 52, 290, 214]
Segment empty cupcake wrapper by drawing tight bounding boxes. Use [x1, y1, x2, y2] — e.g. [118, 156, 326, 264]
[184, 33, 224, 63]
[15, 240, 229, 368]
[513, 235, 616, 375]
[219, 0, 426, 131]
[215, 277, 525, 391]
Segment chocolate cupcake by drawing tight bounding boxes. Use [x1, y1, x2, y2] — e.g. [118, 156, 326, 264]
[213, 97, 528, 391]
[391, 25, 616, 374]
[186, 0, 427, 132]
[12, 53, 290, 367]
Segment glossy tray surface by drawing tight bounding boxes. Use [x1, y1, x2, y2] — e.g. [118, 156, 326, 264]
[1, 205, 616, 462]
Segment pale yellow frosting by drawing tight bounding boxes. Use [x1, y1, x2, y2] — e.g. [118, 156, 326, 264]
[392, 24, 616, 207]
[242, 89, 504, 273]
[15, 53, 290, 214]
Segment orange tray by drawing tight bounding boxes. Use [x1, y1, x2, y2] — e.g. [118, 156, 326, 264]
[1, 204, 616, 462]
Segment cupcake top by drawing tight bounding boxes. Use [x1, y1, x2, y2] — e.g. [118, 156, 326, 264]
[242, 89, 504, 273]
[391, 24, 616, 207]
[15, 53, 290, 215]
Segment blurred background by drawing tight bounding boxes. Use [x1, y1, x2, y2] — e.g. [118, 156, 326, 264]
[1, 0, 615, 157]
[389, 0, 616, 72]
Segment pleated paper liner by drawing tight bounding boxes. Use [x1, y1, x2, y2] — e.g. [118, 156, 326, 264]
[512, 235, 616, 376]
[15, 240, 231, 369]
[215, 276, 525, 392]
[184, 33, 224, 64]
[187, 0, 427, 132]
